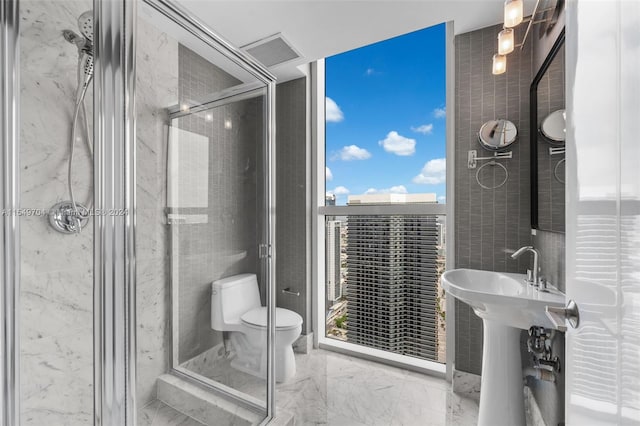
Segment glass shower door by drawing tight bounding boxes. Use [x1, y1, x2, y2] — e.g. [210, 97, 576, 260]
[135, 1, 276, 424]
[2, 0, 275, 423]
[169, 91, 268, 401]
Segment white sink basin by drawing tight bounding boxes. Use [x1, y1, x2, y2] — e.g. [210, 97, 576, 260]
[442, 268, 565, 330]
[442, 268, 566, 426]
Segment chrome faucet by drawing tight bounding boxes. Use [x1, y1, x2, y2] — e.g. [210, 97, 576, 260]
[511, 246, 540, 286]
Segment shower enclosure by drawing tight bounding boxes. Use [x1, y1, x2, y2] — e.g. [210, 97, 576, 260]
[1, 0, 277, 424]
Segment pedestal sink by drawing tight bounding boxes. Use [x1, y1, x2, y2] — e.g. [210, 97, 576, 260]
[442, 269, 565, 426]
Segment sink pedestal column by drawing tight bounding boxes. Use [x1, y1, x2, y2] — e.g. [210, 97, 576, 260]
[478, 319, 526, 426]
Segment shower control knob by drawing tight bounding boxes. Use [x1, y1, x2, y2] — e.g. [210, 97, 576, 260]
[49, 201, 90, 234]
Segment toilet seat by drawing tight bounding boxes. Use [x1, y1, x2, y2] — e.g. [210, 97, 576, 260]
[241, 307, 302, 331]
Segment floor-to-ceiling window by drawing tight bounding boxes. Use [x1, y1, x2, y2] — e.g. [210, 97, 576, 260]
[316, 23, 448, 371]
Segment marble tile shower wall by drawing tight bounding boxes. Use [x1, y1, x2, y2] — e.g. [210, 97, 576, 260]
[19, 2, 94, 424]
[454, 23, 532, 375]
[20, 5, 179, 421]
[175, 46, 264, 364]
[135, 17, 178, 408]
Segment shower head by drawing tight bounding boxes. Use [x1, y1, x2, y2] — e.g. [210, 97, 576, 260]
[62, 29, 88, 52]
[64, 11, 93, 57]
[78, 11, 93, 43]
[62, 12, 94, 91]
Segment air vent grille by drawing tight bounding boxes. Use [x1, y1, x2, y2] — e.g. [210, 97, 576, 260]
[244, 34, 300, 68]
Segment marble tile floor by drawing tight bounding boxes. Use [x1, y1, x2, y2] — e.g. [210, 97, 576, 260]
[139, 400, 206, 426]
[178, 348, 479, 426]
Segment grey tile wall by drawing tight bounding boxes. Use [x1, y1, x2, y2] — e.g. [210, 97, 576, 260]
[178, 45, 241, 103]
[275, 78, 311, 334]
[454, 23, 533, 375]
[455, 18, 567, 426]
[534, 230, 565, 291]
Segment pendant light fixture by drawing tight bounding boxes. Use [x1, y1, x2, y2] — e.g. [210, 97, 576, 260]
[492, 0, 557, 75]
[498, 28, 515, 55]
[504, 0, 524, 28]
[492, 54, 507, 75]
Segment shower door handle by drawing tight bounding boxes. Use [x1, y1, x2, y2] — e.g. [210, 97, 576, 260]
[259, 244, 272, 259]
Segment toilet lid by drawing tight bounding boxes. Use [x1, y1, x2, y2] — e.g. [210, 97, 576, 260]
[241, 307, 303, 329]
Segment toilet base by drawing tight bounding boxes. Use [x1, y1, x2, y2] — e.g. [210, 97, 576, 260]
[230, 342, 297, 383]
[228, 329, 299, 383]
[275, 345, 296, 382]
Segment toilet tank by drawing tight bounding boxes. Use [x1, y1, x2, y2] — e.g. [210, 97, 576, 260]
[211, 273, 261, 330]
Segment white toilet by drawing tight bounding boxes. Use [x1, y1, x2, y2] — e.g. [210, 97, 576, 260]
[211, 273, 303, 382]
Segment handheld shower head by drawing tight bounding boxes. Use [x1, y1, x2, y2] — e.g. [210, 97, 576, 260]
[51, 10, 95, 235]
[77, 11, 93, 43]
[64, 11, 93, 57]
[79, 52, 94, 88]
[63, 11, 94, 90]
[62, 29, 87, 53]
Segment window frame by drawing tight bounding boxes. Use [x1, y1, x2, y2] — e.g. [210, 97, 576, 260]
[310, 22, 455, 378]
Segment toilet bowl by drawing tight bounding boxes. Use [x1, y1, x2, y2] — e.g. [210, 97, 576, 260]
[211, 274, 303, 382]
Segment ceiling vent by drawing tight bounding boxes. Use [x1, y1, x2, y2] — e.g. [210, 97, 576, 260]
[242, 33, 300, 68]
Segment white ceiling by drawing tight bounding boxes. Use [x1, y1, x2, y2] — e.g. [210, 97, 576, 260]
[176, 0, 536, 81]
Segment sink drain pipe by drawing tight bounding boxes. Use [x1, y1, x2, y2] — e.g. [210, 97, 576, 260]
[523, 366, 556, 383]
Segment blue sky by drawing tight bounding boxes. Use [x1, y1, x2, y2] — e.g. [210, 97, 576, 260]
[325, 23, 446, 206]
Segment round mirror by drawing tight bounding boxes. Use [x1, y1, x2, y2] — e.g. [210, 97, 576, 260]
[540, 109, 566, 144]
[478, 119, 517, 151]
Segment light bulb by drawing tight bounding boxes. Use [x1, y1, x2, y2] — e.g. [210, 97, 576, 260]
[492, 54, 507, 75]
[498, 28, 515, 55]
[504, 0, 524, 28]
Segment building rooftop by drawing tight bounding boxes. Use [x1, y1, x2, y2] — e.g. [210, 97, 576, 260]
[347, 193, 437, 205]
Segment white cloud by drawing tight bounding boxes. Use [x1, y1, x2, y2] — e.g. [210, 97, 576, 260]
[332, 145, 372, 161]
[378, 131, 416, 156]
[331, 186, 350, 196]
[365, 68, 378, 76]
[326, 97, 344, 123]
[413, 158, 447, 184]
[433, 107, 446, 118]
[411, 124, 434, 135]
[326, 166, 333, 181]
[365, 185, 408, 195]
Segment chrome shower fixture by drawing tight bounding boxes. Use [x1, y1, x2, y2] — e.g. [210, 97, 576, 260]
[77, 10, 93, 42]
[62, 29, 88, 52]
[49, 201, 90, 234]
[50, 10, 94, 235]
